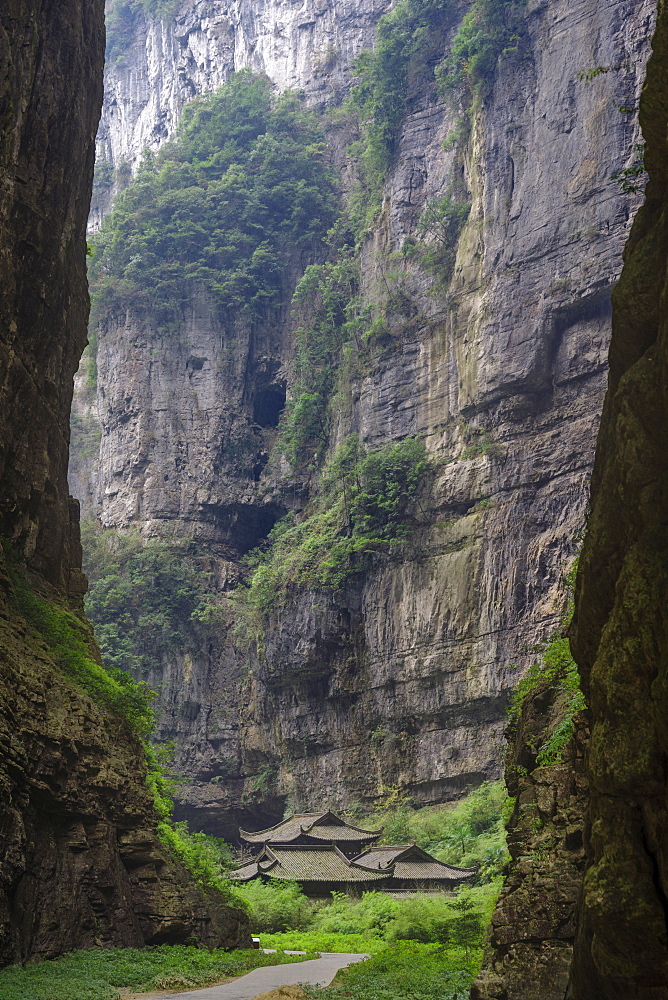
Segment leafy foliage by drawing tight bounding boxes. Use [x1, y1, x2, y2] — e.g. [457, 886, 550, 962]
[90, 71, 339, 324]
[156, 822, 242, 904]
[438, 0, 527, 99]
[81, 521, 217, 677]
[348, 0, 458, 203]
[304, 941, 479, 1000]
[233, 435, 430, 637]
[10, 568, 156, 738]
[232, 879, 314, 933]
[0, 945, 315, 1000]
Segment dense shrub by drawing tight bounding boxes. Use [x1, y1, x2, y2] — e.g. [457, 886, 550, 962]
[81, 521, 218, 677]
[156, 822, 242, 906]
[90, 71, 339, 325]
[233, 435, 431, 639]
[233, 879, 314, 933]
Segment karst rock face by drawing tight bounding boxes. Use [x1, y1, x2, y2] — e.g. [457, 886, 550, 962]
[72, 0, 655, 841]
[0, 0, 249, 963]
[475, 2, 668, 996]
[569, 1, 668, 993]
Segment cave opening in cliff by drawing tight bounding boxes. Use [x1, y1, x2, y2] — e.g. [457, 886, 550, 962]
[252, 384, 286, 428]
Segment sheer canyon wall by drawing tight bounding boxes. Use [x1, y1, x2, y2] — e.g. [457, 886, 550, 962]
[0, 0, 248, 963]
[72, 0, 655, 845]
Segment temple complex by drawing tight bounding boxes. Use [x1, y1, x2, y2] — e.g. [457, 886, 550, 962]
[230, 811, 477, 896]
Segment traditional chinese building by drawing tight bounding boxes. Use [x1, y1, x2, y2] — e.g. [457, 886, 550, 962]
[230, 810, 477, 896]
[238, 810, 382, 858]
[351, 844, 478, 892]
[229, 843, 388, 897]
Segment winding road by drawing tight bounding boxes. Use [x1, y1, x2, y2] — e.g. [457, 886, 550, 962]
[139, 952, 368, 1000]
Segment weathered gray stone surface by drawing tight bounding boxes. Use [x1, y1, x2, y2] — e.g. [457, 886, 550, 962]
[569, 1, 668, 993]
[89, 0, 390, 229]
[72, 0, 655, 837]
[0, 0, 250, 964]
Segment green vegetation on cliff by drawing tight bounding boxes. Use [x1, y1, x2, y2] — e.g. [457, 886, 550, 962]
[90, 71, 339, 323]
[8, 561, 156, 737]
[81, 521, 219, 677]
[508, 566, 585, 767]
[348, 0, 459, 202]
[279, 252, 362, 470]
[440, 0, 527, 98]
[106, 1, 183, 62]
[348, 0, 527, 208]
[234, 435, 430, 640]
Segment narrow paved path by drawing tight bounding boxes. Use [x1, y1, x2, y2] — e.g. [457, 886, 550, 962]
[139, 953, 368, 1000]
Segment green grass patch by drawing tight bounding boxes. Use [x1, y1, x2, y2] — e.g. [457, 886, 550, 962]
[304, 941, 479, 1000]
[0, 946, 316, 1000]
[9, 563, 155, 738]
[260, 931, 388, 955]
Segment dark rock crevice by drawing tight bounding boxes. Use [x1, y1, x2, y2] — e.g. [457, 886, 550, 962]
[0, 0, 251, 963]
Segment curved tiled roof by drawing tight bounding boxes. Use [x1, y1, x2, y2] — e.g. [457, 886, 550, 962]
[254, 845, 387, 882]
[353, 845, 477, 881]
[240, 810, 382, 845]
[228, 861, 261, 882]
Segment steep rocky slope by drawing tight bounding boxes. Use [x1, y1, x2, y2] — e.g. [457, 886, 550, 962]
[473, 4, 668, 995]
[0, 0, 249, 963]
[471, 670, 589, 999]
[568, 1, 668, 992]
[72, 0, 655, 837]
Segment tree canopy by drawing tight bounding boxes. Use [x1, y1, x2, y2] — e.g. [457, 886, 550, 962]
[90, 71, 340, 325]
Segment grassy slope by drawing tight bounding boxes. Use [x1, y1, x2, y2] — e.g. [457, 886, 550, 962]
[0, 947, 315, 1000]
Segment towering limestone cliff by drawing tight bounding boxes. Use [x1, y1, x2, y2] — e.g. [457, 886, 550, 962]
[474, 4, 668, 996]
[0, 0, 248, 963]
[568, 2, 668, 992]
[72, 0, 655, 844]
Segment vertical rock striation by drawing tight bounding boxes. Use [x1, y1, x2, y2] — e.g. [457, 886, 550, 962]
[0, 0, 101, 593]
[0, 0, 249, 963]
[73, 0, 655, 834]
[569, 1, 668, 994]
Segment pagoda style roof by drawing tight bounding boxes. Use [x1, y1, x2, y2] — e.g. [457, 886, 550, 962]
[352, 844, 478, 882]
[239, 810, 382, 846]
[229, 844, 387, 884]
